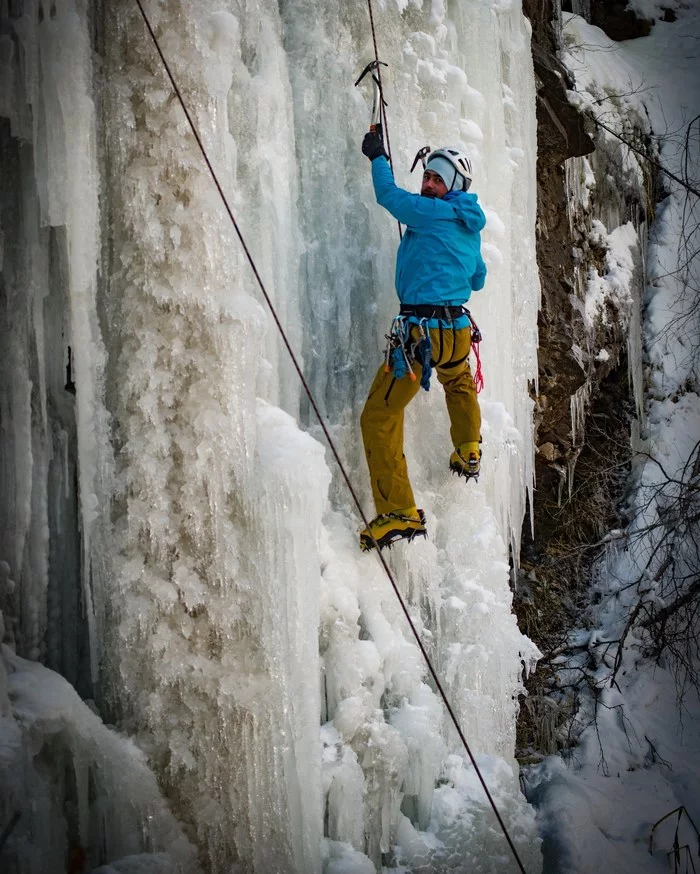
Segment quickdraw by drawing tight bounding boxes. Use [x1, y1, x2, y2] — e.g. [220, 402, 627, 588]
[383, 315, 423, 382]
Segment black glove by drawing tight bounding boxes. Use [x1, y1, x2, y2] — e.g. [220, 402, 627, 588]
[362, 126, 387, 161]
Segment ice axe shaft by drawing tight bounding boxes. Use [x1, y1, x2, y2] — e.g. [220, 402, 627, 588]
[355, 60, 388, 131]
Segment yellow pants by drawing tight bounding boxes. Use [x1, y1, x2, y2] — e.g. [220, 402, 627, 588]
[361, 324, 481, 516]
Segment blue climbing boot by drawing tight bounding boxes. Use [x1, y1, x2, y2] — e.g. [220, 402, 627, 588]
[449, 442, 481, 480]
[360, 507, 427, 552]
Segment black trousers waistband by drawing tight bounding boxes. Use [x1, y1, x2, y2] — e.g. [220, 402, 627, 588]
[399, 304, 466, 319]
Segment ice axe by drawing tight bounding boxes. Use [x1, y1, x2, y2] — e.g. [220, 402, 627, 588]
[355, 59, 388, 132]
[356, 59, 403, 240]
[410, 145, 431, 173]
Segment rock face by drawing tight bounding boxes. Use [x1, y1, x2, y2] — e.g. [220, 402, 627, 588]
[517, 0, 653, 710]
[522, 1, 590, 544]
[525, 2, 594, 162]
[589, 0, 654, 41]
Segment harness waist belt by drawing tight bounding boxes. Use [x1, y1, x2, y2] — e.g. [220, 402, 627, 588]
[399, 304, 466, 320]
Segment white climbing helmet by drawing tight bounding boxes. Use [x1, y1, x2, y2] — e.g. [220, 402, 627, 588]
[425, 147, 473, 192]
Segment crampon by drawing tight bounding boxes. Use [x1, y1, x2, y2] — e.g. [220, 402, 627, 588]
[449, 443, 481, 480]
[360, 508, 427, 552]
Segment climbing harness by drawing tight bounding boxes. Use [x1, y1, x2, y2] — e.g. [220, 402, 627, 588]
[134, 2, 524, 870]
[383, 306, 485, 394]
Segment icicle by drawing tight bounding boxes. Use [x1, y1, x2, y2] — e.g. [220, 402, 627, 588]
[570, 382, 591, 446]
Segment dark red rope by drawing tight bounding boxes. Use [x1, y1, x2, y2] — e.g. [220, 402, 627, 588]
[473, 340, 485, 394]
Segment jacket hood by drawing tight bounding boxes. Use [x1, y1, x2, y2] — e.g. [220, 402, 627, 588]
[443, 190, 486, 233]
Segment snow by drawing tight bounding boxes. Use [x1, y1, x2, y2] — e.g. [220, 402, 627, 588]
[0, 0, 543, 871]
[626, 0, 682, 21]
[583, 221, 637, 329]
[393, 754, 541, 874]
[525, 7, 700, 872]
[0, 647, 197, 871]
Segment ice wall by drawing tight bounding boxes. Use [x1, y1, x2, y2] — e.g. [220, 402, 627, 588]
[0, 0, 112, 694]
[1, 0, 542, 871]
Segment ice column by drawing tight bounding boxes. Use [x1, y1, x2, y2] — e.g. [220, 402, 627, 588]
[0, 0, 111, 685]
[102, 3, 324, 872]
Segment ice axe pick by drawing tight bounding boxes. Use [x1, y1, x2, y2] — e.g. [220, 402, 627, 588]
[410, 146, 432, 173]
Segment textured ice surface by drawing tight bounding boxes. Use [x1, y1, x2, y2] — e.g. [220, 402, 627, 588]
[92, 857, 177, 874]
[1, 0, 542, 871]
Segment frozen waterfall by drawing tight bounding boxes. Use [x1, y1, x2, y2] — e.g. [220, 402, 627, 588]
[0, 1, 542, 872]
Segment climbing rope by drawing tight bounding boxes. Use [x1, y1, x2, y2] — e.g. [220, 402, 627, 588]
[133, 3, 528, 871]
[365, 0, 394, 169]
[364, 0, 403, 240]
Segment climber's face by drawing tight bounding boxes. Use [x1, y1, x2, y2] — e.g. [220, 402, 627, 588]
[421, 170, 448, 199]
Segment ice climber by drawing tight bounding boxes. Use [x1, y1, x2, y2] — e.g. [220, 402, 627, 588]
[359, 128, 487, 552]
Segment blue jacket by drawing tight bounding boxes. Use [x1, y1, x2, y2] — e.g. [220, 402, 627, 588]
[371, 156, 487, 306]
